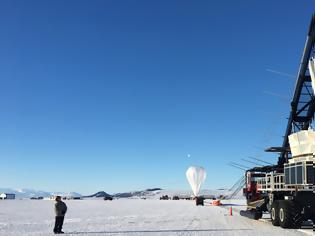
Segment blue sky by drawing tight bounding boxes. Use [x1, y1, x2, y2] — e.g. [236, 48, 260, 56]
[0, 0, 314, 194]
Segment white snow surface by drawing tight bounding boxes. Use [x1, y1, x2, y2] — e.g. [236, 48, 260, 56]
[0, 199, 312, 236]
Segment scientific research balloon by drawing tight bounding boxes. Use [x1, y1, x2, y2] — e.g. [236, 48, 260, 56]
[186, 166, 206, 196]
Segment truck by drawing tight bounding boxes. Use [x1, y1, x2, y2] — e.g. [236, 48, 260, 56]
[240, 14, 315, 229]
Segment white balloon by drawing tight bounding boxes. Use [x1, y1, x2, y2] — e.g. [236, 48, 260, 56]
[186, 166, 206, 196]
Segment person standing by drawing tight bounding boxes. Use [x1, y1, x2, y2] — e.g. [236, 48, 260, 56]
[53, 196, 67, 234]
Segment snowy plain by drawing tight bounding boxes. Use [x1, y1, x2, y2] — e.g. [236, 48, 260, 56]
[0, 199, 313, 236]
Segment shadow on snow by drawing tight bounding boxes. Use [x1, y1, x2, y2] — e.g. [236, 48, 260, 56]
[67, 228, 253, 234]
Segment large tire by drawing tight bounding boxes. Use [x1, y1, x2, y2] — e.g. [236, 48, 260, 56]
[270, 201, 280, 226]
[278, 200, 302, 229]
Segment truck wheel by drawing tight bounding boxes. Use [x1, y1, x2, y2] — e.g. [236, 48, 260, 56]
[278, 200, 302, 229]
[270, 201, 280, 226]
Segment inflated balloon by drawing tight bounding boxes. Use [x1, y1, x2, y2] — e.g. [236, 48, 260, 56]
[186, 166, 206, 196]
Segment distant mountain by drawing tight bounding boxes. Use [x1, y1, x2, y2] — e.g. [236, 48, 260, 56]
[0, 187, 243, 200]
[112, 189, 239, 199]
[81, 188, 163, 199]
[114, 192, 133, 198]
[83, 191, 112, 198]
[145, 188, 162, 192]
[0, 188, 82, 199]
[53, 192, 82, 198]
[84, 188, 164, 199]
[67, 192, 82, 198]
[0, 188, 52, 198]
[113, 188, 163, 198]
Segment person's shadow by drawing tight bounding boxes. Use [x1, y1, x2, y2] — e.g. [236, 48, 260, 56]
[66, 228, 253, 234]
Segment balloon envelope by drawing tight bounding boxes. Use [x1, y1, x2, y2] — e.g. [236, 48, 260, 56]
[186, 166, 206, 196]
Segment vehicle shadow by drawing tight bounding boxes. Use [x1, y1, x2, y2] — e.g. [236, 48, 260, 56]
[67, 228, 253, 234]
[220, 203, 247, 207]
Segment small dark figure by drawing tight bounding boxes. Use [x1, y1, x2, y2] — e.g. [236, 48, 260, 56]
[195, 196, 204, 206]
[104, 196, 113, 201]
[53, 196, 67, 234]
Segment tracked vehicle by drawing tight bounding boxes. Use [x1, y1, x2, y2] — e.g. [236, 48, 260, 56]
[240, 15, 315, 229]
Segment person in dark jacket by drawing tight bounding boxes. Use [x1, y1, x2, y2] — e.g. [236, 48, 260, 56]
[53, 196, 67, 234]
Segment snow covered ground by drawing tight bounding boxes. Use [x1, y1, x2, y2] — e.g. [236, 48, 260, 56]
[0, 199, 313, 236]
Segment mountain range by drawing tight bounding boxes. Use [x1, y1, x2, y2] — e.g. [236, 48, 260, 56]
[0, 187, 237, 199]
[0, 188, 82, 199]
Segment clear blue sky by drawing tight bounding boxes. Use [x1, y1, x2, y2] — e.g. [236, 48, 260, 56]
[0, 0, 314, 194]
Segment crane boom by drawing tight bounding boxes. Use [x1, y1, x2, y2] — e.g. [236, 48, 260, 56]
[266, 15, 315, 165]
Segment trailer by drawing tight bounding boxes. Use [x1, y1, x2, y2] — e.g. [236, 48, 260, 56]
[241, 15, 315, 229]
[0, 193, 15, 200]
